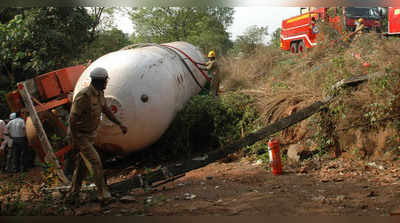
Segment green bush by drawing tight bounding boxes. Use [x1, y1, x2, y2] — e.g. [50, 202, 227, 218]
[0, 90, 11, 120]
[138, 92, 258, 163]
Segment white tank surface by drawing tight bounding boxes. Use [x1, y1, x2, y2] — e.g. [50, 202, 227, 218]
[73, 41, 208, 154]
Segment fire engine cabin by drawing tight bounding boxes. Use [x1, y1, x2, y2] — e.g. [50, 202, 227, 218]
[280, 7, 387, 53]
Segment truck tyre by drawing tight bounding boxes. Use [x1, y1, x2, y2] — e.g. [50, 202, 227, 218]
[290, 42, 298, 54]
[298, 41, 306, 53]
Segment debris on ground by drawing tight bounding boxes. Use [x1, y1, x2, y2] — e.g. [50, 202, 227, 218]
[120, 195, 137, 203]
[184, 193, 197, 200]
[2, 157, 400, 215]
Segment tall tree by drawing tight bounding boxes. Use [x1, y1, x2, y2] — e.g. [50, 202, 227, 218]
[80, 28, 131, 61]
[0, 7, 95, 86]
[270, 27, 281, 48]
[0, 8, 25, 23]
[87, 7, 105, 40]
[87, 7, 121, 39]
[234, 25, 268, 55]
[128, 7, 234, 55]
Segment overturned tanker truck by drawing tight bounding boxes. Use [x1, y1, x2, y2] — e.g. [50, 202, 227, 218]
[73, 41, 208, 154]
[5, 41, 209, 184]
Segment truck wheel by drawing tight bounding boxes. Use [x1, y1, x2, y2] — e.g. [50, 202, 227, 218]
[290, 42, 298, 54]
[298, 41, 306, 53]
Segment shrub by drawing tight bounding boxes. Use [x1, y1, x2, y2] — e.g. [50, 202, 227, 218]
[135, 92, 258, 164]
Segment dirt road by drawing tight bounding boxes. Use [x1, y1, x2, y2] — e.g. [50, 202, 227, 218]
[2, 156, 400, 216]
[107, 157, 400, 216]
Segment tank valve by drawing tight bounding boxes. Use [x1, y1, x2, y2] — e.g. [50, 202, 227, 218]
[141, 94, 149, 103]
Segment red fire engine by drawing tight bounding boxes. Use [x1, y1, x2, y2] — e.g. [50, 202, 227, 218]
[280, 7, 400, 53]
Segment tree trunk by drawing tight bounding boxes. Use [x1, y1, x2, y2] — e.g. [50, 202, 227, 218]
[2, 64, 15, 86]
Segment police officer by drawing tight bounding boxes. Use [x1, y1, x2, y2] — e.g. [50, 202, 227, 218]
[198, 50, 220, 96]
[67, 67, 128, 205]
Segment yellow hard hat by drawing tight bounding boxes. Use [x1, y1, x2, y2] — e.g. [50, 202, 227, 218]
[51, 109, 58, 116]
[358, 18, 364, 23]
[208, 50, 216, 58]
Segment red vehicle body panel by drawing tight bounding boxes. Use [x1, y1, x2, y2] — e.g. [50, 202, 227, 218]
[3, 64, 87, 165]
[4, 64, 86, 112]
[281, 12, 320, 51]
[35, 64, 86, 101]
[281, 8, 330, 52]
[5, 90, 23, 112]
[345, 17, 380, 29]
[388, 7, 400, 34]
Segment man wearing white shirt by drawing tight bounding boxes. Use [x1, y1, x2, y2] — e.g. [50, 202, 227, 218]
[6, 112, 28, 173]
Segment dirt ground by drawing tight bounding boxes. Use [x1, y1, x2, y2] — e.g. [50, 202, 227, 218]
[2, 154, 400, 216]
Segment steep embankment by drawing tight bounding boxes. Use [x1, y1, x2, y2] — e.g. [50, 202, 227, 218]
[221, 31, 400, 162]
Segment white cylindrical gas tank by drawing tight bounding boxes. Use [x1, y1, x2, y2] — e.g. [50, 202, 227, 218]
[73, 41, 207, 154]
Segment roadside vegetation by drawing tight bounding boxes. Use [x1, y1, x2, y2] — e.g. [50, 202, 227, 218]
[220, 25, 400, 163]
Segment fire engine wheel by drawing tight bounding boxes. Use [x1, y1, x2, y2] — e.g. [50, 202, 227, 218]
[298, 41, 306, 54]
[290, 42, 298, 54]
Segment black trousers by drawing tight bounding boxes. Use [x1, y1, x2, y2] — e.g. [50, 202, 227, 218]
[1, 145, 7, 170]
[9, 137, 28, 172]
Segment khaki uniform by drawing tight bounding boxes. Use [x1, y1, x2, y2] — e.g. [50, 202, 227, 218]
[69, 85, 108, 198]
[205, 60, 220, 96]
[353, 23, 365, 41]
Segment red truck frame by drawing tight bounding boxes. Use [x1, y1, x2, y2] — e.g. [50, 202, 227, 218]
[4, 64, 87, 166]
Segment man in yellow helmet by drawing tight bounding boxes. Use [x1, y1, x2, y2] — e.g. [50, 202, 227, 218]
[352, 18, 365, 41]
[197, 50, 220, 96]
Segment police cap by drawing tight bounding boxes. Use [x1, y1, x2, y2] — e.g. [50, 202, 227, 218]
[90, 67, 109, 80]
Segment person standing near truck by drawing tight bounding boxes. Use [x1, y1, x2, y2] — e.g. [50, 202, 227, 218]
[6, 112, 28, 173]
[66, 67, 128, 205]
[197, 50, 220, 96]
[352, 18, 366, 41]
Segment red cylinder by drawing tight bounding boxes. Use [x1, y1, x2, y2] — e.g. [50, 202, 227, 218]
[268, 139, 283, 175]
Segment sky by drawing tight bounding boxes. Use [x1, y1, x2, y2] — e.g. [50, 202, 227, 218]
[227, 7, 299, 40]
[115, 7, 300, 42]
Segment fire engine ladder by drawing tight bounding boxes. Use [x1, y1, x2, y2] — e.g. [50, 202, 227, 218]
[17, 81, 70, 185]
